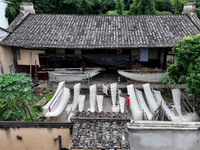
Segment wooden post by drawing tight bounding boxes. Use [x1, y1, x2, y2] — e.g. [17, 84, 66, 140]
[30, 52, 32, 78]
[22, 102, 29, 121]
[35, 59, 37, 80]
[162, 49, 167, 70]
[81, 57, 85, 72]
[25, 100, 34, 121]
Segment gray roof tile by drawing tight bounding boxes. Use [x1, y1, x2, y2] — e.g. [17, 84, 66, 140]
[1, 14, 200, 49]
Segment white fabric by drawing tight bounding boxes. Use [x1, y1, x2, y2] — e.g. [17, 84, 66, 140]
[135, 89, 153, 120]
[67, 112, 74, 122]
[43, 81, 65, 111]
[143, 83, 159, 113]
[103, 84, 108, 95]
[90, 84, 97, 112]
[111, 83, 117, 106]
[71, 83, 81, 112]
[171, 89, 199, 122]
[119, 96, 125, 113]
[154, 90, 181, 122]
[112, 105, 119, 112]
[97, 95, 104, 112]
[78, 95, 85, 112]
[171, 89, 200, 122]
[171, 89, 182, 117]
[118, 70, 164, 82]
[127, 84, 143, 120]
[44, 87, 70, 117]
[65, 104, 72, 114]
[49, 67, 102, 82]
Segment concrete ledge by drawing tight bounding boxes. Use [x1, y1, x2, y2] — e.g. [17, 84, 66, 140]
[0, 121, 73, 128]
[128, 121, 200, 131]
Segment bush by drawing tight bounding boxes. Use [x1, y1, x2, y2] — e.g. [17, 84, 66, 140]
[39, 93, 53, 100]
[32, 105, 42, 111]
[157, 11, 172, 15]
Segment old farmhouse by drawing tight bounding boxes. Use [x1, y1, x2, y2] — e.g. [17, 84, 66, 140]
[0, 2, 200, 81]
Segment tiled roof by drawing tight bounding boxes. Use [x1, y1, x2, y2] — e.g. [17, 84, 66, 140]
[1, 14, 200, 49]
[190, 14, 200, 28]
[6, 12, 31, 33]
[70, 111, 130, 149]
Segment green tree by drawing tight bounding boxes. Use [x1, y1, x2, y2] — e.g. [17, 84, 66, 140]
[115, 0, 125, 14]
[172, 0, 183, 14]
[155, 0, 175, 13]
[157, 11, 172, 14]
[6, 0, 95, 24]
[0, 73, 36, 121]
[5, 0, 21, 24]
[106, 0, 128, 15]
[124, 0, 132, 10]
[164, 35, 200, 107]
[129, 0, 157, 15]
[91, 0, 116, 14]
[196, 7, 200, 18]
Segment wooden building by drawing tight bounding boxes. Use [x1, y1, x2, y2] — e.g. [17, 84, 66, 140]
[0, 2, 200, 78]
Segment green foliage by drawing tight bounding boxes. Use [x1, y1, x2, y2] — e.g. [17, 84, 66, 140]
[129, 0, 157, 15]
[106, 0, 128, 15]
[5, 0, 21, 24]
[32, 105, 42, 111]
[6, 0, 200, 24]
[114, 0, 125, 14]
[39, 93, 53, 100]
[166, 34, 200, 95]
[128, 0, 137, 14]
[157, 11, 172, 14]
[24, 105, 42, 121]
[6, 0, 95, 23]
[171, 0, 183, 14]
[91, 0, 116, 14]
[0, 73, 36, 121]
[160, 71, 176, 87]
[124, 0, 132, 10]
[106, 10, 119, 15]
[197, 2, 200, 8]
[196, 7, 200, 18]
[155, 0, 175, 13]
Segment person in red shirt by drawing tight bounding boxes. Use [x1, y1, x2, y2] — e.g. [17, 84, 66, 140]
[126, 95, 130, 112]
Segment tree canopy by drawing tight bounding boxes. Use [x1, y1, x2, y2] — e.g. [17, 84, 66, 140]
[134, 0, 157, 15]
[155, 0, 175, 13]
[165, 34, 200, 95]
[5, 0, 200, 24]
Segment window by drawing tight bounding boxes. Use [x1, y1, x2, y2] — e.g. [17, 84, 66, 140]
[140, 48, 149, 62]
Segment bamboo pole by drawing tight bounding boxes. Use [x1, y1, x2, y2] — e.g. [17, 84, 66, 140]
[25, 100, 34, 121]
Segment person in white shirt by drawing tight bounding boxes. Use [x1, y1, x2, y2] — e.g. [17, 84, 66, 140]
[118, 88, 122, 96]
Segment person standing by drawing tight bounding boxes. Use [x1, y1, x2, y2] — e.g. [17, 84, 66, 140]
[105, 82, 110, 90]
[117, 88, 122, 105]
[105, 82, 110, 95]
[126, 95, 130, 112]
[118, 88, 122, 96]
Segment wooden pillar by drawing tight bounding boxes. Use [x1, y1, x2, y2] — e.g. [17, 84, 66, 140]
[81, 57, 85, 72]
[30, 51, 32, 78]
[162, 49, 167, 70]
